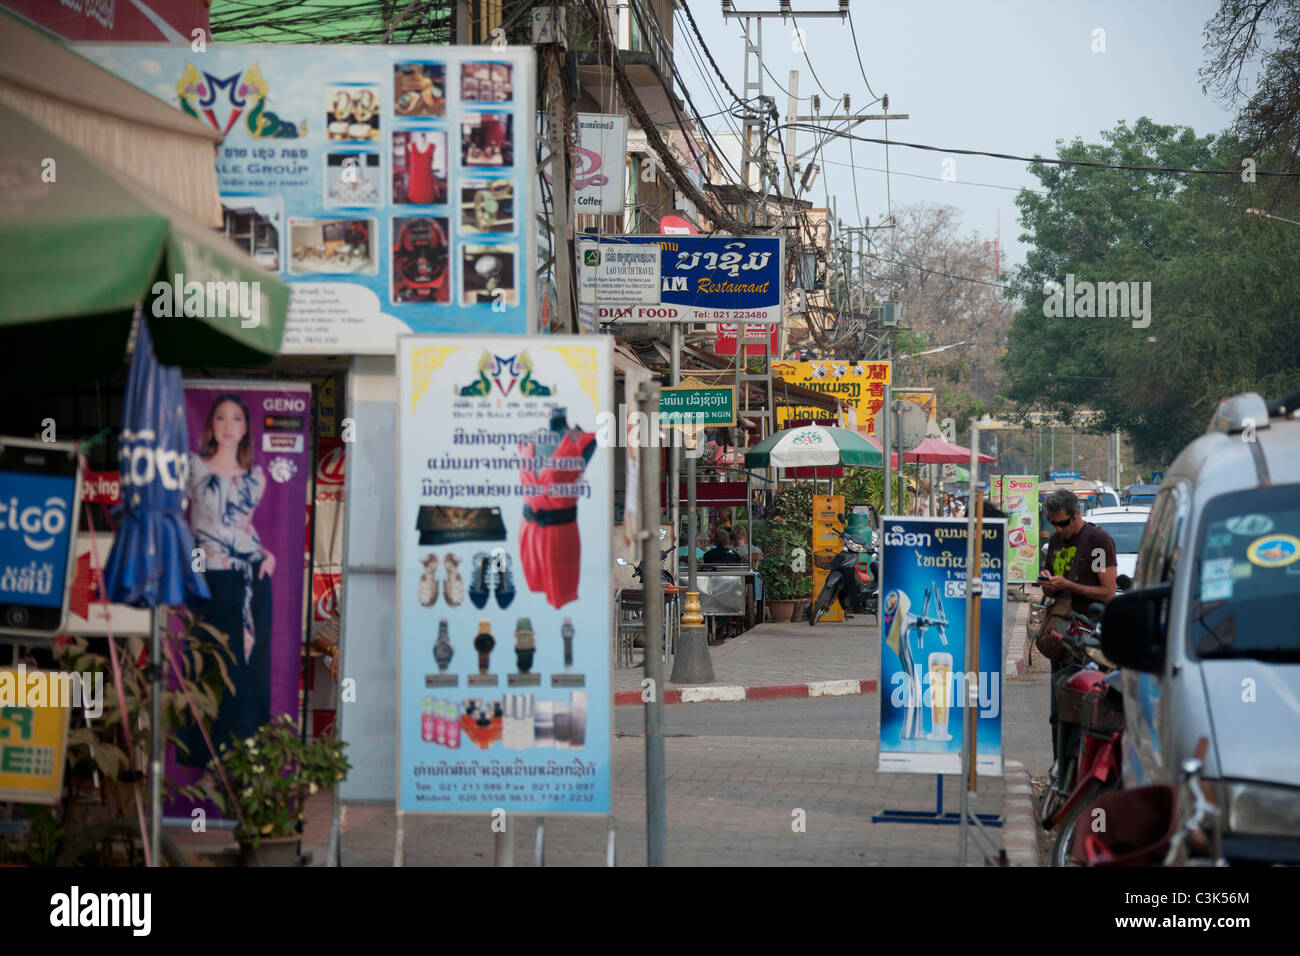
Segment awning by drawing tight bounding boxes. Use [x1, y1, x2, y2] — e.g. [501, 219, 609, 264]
[0, 102, 289, 384]
[0, 10, 224, 225]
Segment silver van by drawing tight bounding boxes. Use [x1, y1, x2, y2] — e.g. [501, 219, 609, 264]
[1102, 390, 1300, 865]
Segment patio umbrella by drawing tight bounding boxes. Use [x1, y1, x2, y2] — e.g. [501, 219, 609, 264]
[744, 424, 885, 469]
[903, 436, 997, 465]
[101, 316, 210, 867]
[0, 102, 289, 386]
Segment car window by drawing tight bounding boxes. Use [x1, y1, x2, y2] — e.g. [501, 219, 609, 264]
[1090, 520, 1145, 554]
[1098, 492, 1119, 507]
[1188, 485, 1300, 660]
[1134, 486, 1185, 587]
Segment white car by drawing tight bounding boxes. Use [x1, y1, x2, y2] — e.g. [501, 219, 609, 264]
[1085, 505, 1151, 579]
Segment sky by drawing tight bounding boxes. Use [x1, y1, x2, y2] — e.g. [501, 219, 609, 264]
[674, 0, 1242, 272]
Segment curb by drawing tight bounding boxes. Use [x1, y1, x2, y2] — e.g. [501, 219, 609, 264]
[1001, 759, 1041, 866]
[614, 678, 878, 707]
[1005, 599, 1030, 679]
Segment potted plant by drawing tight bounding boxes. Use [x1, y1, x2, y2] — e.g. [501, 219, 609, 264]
[190, 715, 350, 867]
[757, 515, 812, 622]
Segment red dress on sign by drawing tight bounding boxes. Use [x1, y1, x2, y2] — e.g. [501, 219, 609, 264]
[518, 430, 594, 609]
[406, 139, 436, 204]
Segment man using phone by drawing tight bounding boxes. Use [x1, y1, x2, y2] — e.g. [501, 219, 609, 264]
[1040, 490, 1117, 614]
[1040, 489, 1117, 758]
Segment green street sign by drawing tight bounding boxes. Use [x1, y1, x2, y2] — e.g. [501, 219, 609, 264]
[659, 378, 735, 427]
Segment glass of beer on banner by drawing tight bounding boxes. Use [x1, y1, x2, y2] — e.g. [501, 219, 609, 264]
[927, 652, 953, 742]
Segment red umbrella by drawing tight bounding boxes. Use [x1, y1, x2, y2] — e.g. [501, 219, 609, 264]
[903, 436, 997, 464]
[863, 434, 899, 468]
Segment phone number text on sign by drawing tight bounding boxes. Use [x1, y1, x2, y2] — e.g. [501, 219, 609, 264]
[944, 579, 1001, 600]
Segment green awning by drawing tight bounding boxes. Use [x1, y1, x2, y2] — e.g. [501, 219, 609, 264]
[0, 102, 288, 385]
[954, 466, 971, 482]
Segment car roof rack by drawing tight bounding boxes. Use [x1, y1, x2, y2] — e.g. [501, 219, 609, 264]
[1207, 393, 1270, 435]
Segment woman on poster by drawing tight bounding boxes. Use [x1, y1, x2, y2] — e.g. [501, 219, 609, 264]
[180, 392, 275, 767]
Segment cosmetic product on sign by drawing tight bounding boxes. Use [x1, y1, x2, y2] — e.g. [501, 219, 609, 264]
[502, 693, 535, 750]
[469, 618, 497, 686]
[551, 617, 585, 687]
[427, 618, 459, 687]
[508, 616, 540, 686]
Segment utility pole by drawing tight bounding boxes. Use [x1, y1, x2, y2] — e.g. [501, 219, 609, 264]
[541, 26, 575, 331]
[723, 2, 850, 225]
[784, 69, 799, 197]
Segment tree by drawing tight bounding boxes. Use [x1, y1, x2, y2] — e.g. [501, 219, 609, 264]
[867, 203, 1014, 410]
[1002, 119, 1300, 462]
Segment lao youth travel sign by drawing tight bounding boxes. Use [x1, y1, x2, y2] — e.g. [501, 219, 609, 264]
[878, 517, 1004, 775]
[77, 43, 536, 352]
[396, 336, 612, 815]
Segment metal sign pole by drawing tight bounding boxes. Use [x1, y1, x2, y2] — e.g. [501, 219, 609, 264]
[639, 379, 667, 866]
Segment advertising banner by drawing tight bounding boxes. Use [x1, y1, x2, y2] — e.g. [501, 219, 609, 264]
[714, 322, 779, 357]
[0, 670, 70, 804]
[895, 389, 937, 422]
[165, 382, 312, 814]
[578, 235, 782, 324]
[397, 336, 612, 814]
[771, 360, 891, 435]
[5, 0, 209, 42]
[878, 517, 1004, 775]
[991, 475, 1039, 584]
[78, 43, 536, 352]
[65, 533, 152, 636]
[571, 113, 627, 215]
[0, 439, 82, 639]
[812, 495, 846, 623]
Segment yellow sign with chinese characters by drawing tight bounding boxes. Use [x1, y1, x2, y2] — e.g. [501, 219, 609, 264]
[0, 668, 71, 804]
[772, 361, 891, 435]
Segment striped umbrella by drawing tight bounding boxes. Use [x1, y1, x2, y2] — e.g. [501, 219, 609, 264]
[744, 424, 885, 469]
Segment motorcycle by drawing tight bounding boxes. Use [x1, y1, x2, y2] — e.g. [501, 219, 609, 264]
[615, 528, 676, 587]
[1037, 602, 1127, 867]
[807, 515, 878, 626]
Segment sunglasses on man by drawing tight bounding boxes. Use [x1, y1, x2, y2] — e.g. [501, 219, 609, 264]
[1050, 514, 1076, 528]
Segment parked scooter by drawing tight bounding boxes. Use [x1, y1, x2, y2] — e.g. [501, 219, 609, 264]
[1038, 603, 1127, 866]
[615, 528, 676, 587]
[807, 514, 878, 625]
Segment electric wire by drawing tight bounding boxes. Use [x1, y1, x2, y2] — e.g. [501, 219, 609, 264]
[680, 0, 745, 107]
[788, 12, 840, 101]
[778, 124, 1300, 178]
[845, 10, 881, 102]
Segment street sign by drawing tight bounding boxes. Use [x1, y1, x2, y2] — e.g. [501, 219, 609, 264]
[872, 399, 928, 453]
[659, 378, 735, 427]
[1047, 470, 1082, 480]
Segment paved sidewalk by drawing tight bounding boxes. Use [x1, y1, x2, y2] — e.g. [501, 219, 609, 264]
[612, 617, 878, 698]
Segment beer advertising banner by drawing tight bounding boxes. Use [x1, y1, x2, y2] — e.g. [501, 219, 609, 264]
[772, 360, 891, 434]
[878, 517, 1004, 776]
[397, 336, 612, 814]
[78, 43, 537, 352]
[991, 475, 1040, 584]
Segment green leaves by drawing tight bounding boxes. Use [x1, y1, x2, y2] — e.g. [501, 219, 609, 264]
[188, 715, 351, 846]
[1003, 118, 1300, 463]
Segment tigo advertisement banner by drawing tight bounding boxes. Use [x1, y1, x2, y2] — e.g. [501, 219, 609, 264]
[878, 517, 1004, 775]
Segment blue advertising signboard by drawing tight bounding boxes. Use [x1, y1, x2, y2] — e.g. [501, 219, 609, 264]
[77, 43, 536, 353]
[578, 235, 783, 324]
[878, 517, 1004, 775]
[396, 336, 612, 814]
[0, 440, 82, 637]
[1047, 470, 1082, 480]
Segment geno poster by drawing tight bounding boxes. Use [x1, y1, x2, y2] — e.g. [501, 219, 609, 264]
[878, 517, 1004, 776]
